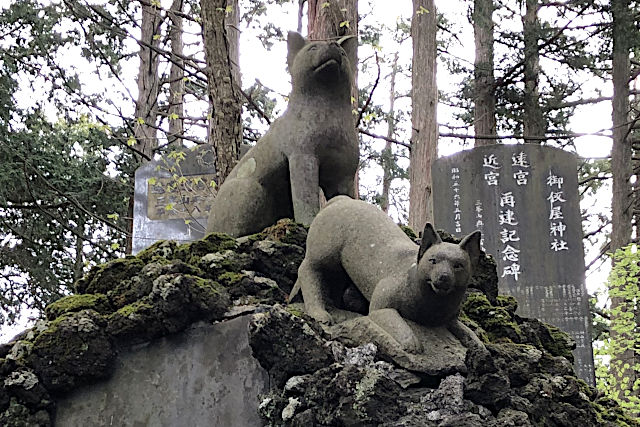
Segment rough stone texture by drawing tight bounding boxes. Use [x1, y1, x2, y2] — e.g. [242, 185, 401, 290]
[206, 32, 359, 237]
[0, 220, 635, 426]
[55, 317, 269, 427]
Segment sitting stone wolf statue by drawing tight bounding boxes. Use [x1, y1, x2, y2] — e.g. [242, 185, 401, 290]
[206, 32, 358, 237]
[291, 196, 485, 353]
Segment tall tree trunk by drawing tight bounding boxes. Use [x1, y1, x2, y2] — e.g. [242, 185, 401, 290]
[522, 0, 545, 139]
[409, 0, 438, 234]
[381, 52, 399, 214]
[307, 0, 359, 196]
[133, 1, 161, 158]
[168, 0, 184, 147]
[473, 0, 496, 146]
[610, 0, 636, 406]
[128, 1, 161, 254]
[201, 0, 243, 186]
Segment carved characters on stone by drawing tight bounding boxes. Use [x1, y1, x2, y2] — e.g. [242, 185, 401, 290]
[206, 32, 358, 237]
[290, 196, 484, 354]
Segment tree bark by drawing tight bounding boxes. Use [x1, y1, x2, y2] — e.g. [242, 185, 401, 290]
[473, 0, 497, 146]
[133, 0, 161, 158]
[610, 0, 636, 406]
[522, 0, 545, 139]
[201, 0, 243, 186]
[381, 52, 399, 213]
[167, 0, 184, 147]
[409, 0, 438, 234]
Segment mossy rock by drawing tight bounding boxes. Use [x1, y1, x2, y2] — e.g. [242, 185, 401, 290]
[108, 260, 206, 309]
[74, 257, 145, 295]
[45, 294, 112, 320]
[26, 310, 114, 394]
[253, 219, 309, 247]
[398, 224, 417, 240]
[136, 240, 178, 263]
[106, 274, 230, 345]
[461, 292, 524, 343]
[173, 232, 238, 265]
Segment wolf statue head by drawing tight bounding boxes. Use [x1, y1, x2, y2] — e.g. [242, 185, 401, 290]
[286, 31, 357, 99]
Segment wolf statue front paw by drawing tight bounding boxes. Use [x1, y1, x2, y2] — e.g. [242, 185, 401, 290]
[308, 307, 333, 325]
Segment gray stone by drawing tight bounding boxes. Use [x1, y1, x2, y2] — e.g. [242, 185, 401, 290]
[55, 316, 269, 426]
[329, 317, 467, 376]
[291, 195, 485, 358]
[206, 32, 359, 237]
[432, 144, 595, 385]
[132, 146, 217, 254]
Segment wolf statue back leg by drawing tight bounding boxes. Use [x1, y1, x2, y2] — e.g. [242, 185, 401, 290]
[207, 177, 290, 237]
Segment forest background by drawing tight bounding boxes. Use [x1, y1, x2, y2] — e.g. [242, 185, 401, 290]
[1, 0, 639, 416]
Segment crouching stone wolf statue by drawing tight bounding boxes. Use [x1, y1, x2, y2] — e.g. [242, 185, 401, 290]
[206, 32, 358, 237]
[291, 196, 485, 354]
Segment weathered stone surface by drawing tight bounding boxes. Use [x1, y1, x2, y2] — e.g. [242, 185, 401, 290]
[329, 316, 467, 377]
[0, 221, 635, 426]
[206, 32, 359, 237]
[55, 317, 269, 426]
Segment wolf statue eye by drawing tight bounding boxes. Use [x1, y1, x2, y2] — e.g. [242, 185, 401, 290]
[454, 262, 463, 269]
[429, 258, 437, 265]
[309, 45, 318, 51]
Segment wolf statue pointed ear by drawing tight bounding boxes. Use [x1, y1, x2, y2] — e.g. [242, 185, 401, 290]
[287, 31, 307, 70]
[337, 34, 357, 66]
[460, 230, 482, 272]
[418, 222, 442, 261]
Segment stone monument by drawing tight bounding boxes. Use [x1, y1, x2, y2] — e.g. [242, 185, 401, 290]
[206, 32, 359, 237]
[132, 146, 217, 254]
[432, 144, 595, 385]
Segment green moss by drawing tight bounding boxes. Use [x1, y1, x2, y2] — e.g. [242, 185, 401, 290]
[542, 323, 575, 362]
[461, 293, 524, 343]
[250, 219, 309, 247]
[136, 240, 178, 263]
[496, 295, 518, 314]
[74, 257, 145, 294]
[174, 232, 238, 264]
[398, 225, 417, 240]
[113, 300, 154, 318]
[217, 271, 244, 287]
[45, 294, 111, 320]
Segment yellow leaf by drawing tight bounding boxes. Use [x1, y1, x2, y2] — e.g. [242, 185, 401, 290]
[136, 117, 145, 125]
[165, 203, 174, 211]
[127, 137, 136, 146]
[339, 20, 350, 29]
[417, 6, 429, 15]
[153, 34, 160, 40]
[148, 177, 157, 185]
[321, 2, 330, 9]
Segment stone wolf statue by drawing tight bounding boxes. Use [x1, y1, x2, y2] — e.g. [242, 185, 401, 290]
[291, 196, 484, 354]
[206, 32, 358, 237]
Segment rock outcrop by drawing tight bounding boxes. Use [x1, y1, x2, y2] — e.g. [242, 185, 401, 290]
[0, 220, 635, 426]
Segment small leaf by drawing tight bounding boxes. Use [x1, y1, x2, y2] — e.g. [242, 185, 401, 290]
[210, 180, 217, 188]
[148, 177, 157, 185]
[111, 242, 120, 250]
[321, 2, 330, 9]
[153, 34, 161, 40]
[136, 117, 145, 125]
[339, 20, 350, 29]
[225, 5, 233, 14]
[165, 203, 174, 211]
[184, 219, 191, 225]
[417, 6, 429, 15]
[169, 113, 179, 120]
[127, 137, 136, 146]
[107, 213, 120, 221]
